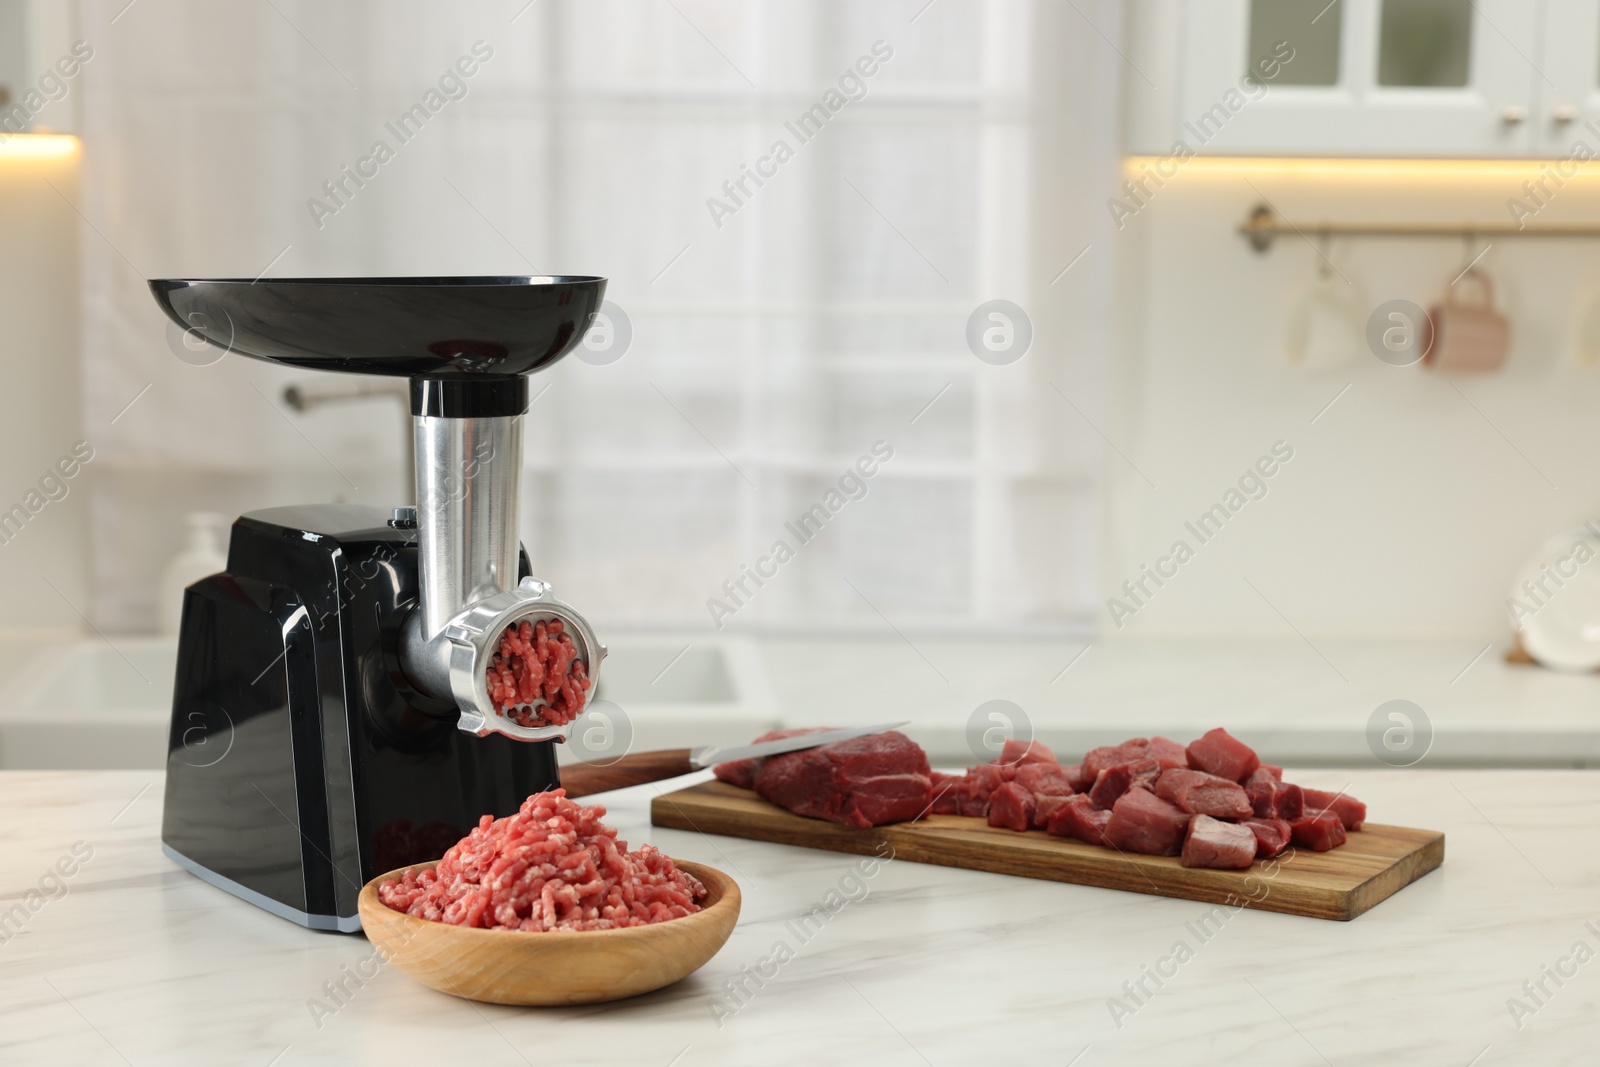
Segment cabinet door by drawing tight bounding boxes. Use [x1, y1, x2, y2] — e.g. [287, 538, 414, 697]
[1175, 0, 1540, 156]
[1538, 0, 1600, 153]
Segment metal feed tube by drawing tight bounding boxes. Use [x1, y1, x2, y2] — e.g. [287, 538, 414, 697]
[413, 413, 524, 641]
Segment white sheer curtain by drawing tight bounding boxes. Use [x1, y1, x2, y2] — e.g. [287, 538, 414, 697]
[76, 0, 1122, 633]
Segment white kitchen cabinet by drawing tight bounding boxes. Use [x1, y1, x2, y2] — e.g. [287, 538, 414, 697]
[0, 2, 27, 114]
[1130, 0, 1577, 157]
[0, 0, 82, 135]
[1539, 0, 1600, 152]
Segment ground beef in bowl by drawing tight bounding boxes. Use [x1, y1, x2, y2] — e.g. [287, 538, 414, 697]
[377, 789, 706, 931]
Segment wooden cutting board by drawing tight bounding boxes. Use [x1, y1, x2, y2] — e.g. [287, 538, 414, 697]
[650, 781, 1444, 921]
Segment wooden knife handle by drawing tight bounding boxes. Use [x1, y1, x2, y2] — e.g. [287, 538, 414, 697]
[559, 748, 697, 798]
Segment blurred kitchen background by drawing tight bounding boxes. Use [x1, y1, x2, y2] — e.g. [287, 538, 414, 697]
[6, 0, 1600, 770]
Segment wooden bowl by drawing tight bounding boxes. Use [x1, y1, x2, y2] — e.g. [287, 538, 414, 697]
[357, 859, 740, 1005]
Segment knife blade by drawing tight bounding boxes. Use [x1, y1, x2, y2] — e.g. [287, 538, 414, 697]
[559, 721, 912, 798]
[689, 721, 910, 768]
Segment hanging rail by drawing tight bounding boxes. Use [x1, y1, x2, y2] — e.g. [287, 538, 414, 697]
[1238, 203, 1600, 253]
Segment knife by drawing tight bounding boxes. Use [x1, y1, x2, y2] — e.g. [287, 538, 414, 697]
[560, 721, 911, 798]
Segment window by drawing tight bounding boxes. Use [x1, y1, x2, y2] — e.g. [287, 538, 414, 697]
[79, 0, 1115, 635]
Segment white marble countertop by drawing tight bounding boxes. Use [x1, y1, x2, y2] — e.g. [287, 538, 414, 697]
[3, 769, 1598, 1065]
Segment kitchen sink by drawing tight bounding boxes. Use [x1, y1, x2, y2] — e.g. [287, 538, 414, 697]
[0, 638, 175, 770]
[570, 635, 779, 763]
[0, 634, 777, 770]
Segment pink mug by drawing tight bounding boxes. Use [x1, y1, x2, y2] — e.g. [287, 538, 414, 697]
[1421, 268, 1509, 373]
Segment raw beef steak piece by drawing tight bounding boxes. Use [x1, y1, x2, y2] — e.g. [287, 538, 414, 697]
[1186, 728, 1261, 783]
[1046, 794, 1112, 845]
[1181, 814, 1258, 869]
[1154, 768, 1253, 819]
[996, 739, 1058, 766]
[987, 781, 1036, 832]
[1032, 794, 1073, 830]
[1104, 788, 1191, 856]
[1300, 787, 1366, 831]
[1088, 759, 1162, 810]
[1243, 817, 1292, 858]
[1014, 762, 1075, 797]
[1260, 763, 1284, 780]
[754, 730, 932, 829]
[1289, 810, 1347, 851]
[1244, 767, 1303, 820]
[713, 727, 830, 789]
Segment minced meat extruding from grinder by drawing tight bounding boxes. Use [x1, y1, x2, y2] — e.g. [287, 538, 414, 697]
[712, 726, 1368, 869]
[485, 618, 592, 728]
[378, 789, 706, 931]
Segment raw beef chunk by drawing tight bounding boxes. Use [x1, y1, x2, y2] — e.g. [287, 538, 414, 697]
[957, 784, 990, 818]
[1088, 759, 1161, 810]
[1104, 788, 1191, 856]
[1015, 762, 1076, 797]
[1032, 794, 1073, 830]
[996, 739, 1058, 766]
[1154, 768, 1253, 819]
[713, 727, 830, 789]
[1261, 763, 1284, 780]
[1244, 767, 1303, 821]
[1243, 767, 1275, 812]
[1083, 739, 1151, 779]
[754, 731, 932, 829]
[1181, 814, 1258, 869]
[1274, 783, 1304, 822]
[956, 762, 1016, 817]
[1086, 768, 1125, 811]
[1300, 787, 1366, 831]
[1046, 794, 1112, 845]
[928, 771, 964, 815]
[966, 761, 1016, 794]
[1289, 810, 1347, 851]
[987, 781, 1035, 832]
[1185, 728, 1261, 783]
[1147, 736, 1189, 769]
[1243, 817, 1292, 858]
[1061, 764, 1095, 792]
[1085, 736, 1187, 779]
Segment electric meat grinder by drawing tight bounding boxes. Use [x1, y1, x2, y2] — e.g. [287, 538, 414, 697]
[149, 276, 606, 931]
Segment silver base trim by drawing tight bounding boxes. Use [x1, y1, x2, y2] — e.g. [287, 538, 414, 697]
[162, 842, 363, 933]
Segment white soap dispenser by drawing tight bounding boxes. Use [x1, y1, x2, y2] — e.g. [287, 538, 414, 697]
[158, 512, 230, 635]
